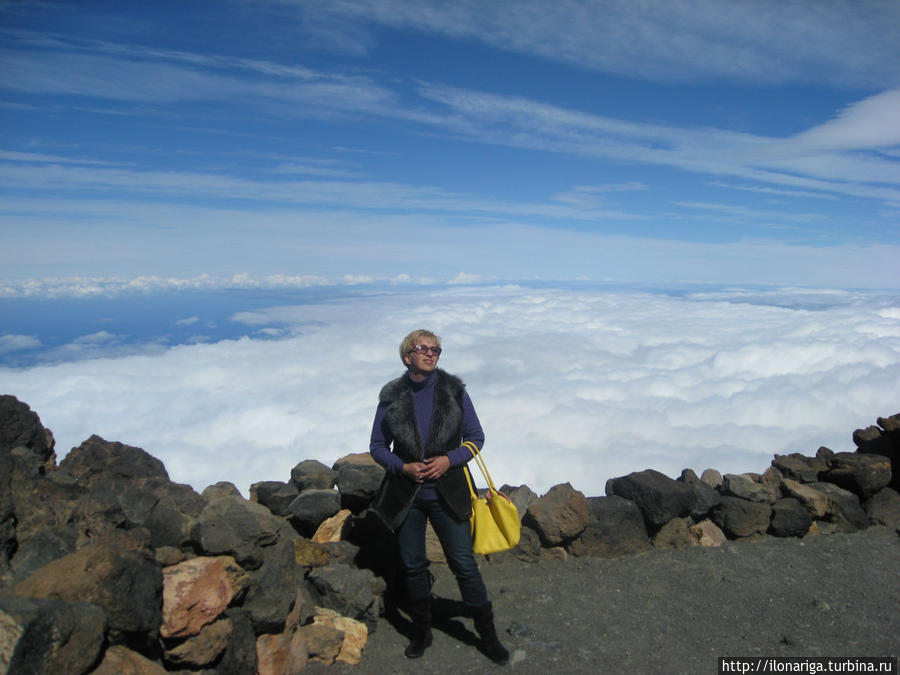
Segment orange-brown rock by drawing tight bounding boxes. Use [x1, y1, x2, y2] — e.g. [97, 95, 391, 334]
[160, 555, 248, 639]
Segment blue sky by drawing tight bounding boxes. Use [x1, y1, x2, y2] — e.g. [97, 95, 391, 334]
[2, 0, 899, 291]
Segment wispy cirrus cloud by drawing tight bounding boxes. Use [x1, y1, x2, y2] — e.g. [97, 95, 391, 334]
[414, 82, 900, 203]
[0, 161, 641, 222]
[3, 18, 898, 208]
[785, 89, 900, 152]
[285, 0, 900, 88]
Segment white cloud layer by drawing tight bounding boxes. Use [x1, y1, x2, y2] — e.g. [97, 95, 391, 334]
[3, 286, 898, 498]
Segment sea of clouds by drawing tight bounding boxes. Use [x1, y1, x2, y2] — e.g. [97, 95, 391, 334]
[3, 284, 899, 497]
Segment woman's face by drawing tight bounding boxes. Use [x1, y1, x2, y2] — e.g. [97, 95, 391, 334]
[403, 337, 441, 378]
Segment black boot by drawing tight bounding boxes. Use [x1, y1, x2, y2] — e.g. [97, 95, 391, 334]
[404, 596, 433, 659]
[471, 601, 509, 665]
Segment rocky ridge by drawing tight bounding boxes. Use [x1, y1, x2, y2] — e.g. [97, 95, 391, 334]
[0, 394, 898, 673]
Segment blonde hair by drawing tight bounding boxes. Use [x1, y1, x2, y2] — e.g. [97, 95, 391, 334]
[399, 329, 441, 364]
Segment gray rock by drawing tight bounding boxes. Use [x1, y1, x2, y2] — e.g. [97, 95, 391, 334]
[193, 495, 285, 569]
[864, 487, 900, 528]
[1, 396, 57, 575]
[334, 455, 384, 514]
[652, 517, 693, 550]
[291, 459, 336, 491]
[711, 496, 772, 539]
[771, 453, 825, 483]
[760, 466, 785, 502]
[0, 395, 56, 465]
[8, 526, 74, 582]
[769, 498, 812, 537]
[241, 536, 304, 634]
[816, 446, 836, 462]
[700, 468, 723, 489]
[288, 488, 342, 537]
[163, 616, 232, 668]
[722, 473, 772, 503]
[853, 424, 896, 459]
[821, 452, 892, 499]
[212, 608, 259, 675]
[12, 530, 162, 641]
[679, 469, 721, 518]
[877, 413, 900, 435]
[48, 436, 206, 553]
[607, 469, 698, 530]
[59, 434, 168, 483]
[523, 483, 589, 547]
[0, 594, 106, 675]
[143, 492, 198, 550]
[90, 645, 168, 674]
[307, 563, 386, 630]
[501, 484, 539, 521]
[201, 481, 243, 500]
[810, 481, 869, 532]
[251, 480, 299, 517]
[567, 496, 651, 558]
[510, 525, 543, 561]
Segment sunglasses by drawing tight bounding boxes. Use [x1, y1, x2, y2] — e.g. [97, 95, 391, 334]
[409, 344, 442, 356]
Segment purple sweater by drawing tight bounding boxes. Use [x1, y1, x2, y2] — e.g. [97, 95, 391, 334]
[369, 371, 484, 497]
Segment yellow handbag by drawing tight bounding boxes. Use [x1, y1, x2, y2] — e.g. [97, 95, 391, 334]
[462, 441, 521, 554]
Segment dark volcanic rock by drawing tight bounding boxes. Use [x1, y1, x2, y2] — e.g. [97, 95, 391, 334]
[722, 473, 772, 503]
[0, 394, 56, 465]
[568, 495, 651, 558]
[214, 608, 259, 674]
[333, 454, 385, 514]
[251, 480, 299, 517]
[1, 395, 58, 579]
[201, 481, 243, 500]
[307, 563, 386, 630]
[607, 469, 697, 530]
[288, 488, 342, 537]
[864, 487, 900, 528]
[821, 452, 892, 499]
[0, 594, 106, 675]
[769, 498, 813, 537]
[523, 482, 589, 547]
[8, 526, 75, 582]
[652, 517, 694, 550]
[290, 459, 336, 491]
[510, 525, 543, 561]
[60, 434, 168, 482]
[854, 421, 899, 490]
[501, 484, 539, 521]
[854, 424, 896, 459]
[771, 453, 826, 483]
[241, 536, 307, 634]
[52, 435, 206, 552]
[811, 481, 869, 532]
[12, 530, 162, 641]
[678, 469, 721, 519]
[193, 494, 286, 569]
[711, 496, 772, 539]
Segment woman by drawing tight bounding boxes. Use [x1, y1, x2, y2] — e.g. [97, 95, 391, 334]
[369, 329, 509, 664]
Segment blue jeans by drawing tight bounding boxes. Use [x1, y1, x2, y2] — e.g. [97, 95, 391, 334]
[396, 494, 488, 607]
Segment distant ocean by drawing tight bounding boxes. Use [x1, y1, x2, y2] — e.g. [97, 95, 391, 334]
[0, 287, 365, 368]
[2, 281, 897, 369]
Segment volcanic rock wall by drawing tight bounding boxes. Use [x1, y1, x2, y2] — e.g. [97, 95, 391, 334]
[1, 394, 897, 673]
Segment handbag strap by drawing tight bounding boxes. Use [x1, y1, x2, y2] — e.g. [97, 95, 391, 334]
[462, 441, 498, 493]
[463, 463, 479, 499]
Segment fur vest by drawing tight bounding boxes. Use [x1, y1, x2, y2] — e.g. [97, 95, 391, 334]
[371, 369, 473, 530]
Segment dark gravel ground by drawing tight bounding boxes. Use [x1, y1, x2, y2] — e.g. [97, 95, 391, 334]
[306, 526, 899, 674]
